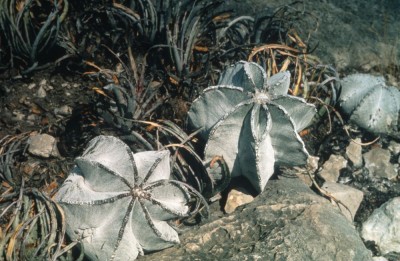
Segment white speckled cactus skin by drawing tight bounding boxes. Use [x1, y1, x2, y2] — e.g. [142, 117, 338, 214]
[338, 73, 400, 137]
[188, 61, 316, 193]
[55, 135, 190, 261]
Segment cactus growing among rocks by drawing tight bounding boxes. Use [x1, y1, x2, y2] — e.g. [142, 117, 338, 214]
[188, 61, 316, 193]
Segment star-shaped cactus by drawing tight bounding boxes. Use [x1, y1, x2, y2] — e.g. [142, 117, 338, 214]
[188, 61, 316, 193]
[338, 73, 400, 137]
[55, 135, 192, 261]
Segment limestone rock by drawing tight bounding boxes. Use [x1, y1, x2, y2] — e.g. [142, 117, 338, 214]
[321, 181, 364, 222]
[372, 257, 388, 261]
[28, 134, 60, 158]
[307, 155, 320, 173]
[224, 187, 254, 214]
[362, 197, 400, 254]
[388, 141, 400, 156]
[363, 147, 397, 180]
[36, 86, 47, 98]
[319, 154, 348, 182]
[346, 138, 363, 168]
[54, 105, 73, 116]
[139, 178, 372, 261]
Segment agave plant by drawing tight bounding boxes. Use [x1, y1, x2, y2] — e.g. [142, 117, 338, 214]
[0, 186, 76, 260]
[59, 0, 158, 63]
[338, 73, 400, 137]
[85, 43, 224, 198]
[55, 135, 206, 260]
[0, 0, 68, 73]
[188, 61, 316, 193]
[0, 133, 79, 260]
[145, 0, 228, 97]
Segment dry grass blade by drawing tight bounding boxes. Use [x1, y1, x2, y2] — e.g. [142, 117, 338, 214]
[0, 186, 77, 260]
[0, 132, 32, 186]
[306, 170, 355, 221]
[248, 41, 309, 94]
[0, 131, 68, 196]
[308, 96, 379, 146]
[249, 43, 301, 60]
[0, 136, 77, 260]
[132, 120, 215, 193]
[83, 36, 228, 199]
[248, 30, 337, 100]
[247, 33, 340, 142]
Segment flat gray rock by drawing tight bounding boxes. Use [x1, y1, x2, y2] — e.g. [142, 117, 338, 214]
[139, 177, 372, 261]
[362, 197, 400, 255]
[319, 154, 348, 182]
[363, 147, 397, 180]
[346, 138, 363, 168]
[321, 181, 364, 222]
[28, 133, 60, 158]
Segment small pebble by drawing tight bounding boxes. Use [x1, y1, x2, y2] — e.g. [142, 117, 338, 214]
[39, 79, 47, 86]
[388, 141, 400, 156]
[28, 134, 60, 158]
[54, 105, 73, 116]
[318, 154, 347, 182]
[224, 187, 254, 214]
[36, 86, 47, 98]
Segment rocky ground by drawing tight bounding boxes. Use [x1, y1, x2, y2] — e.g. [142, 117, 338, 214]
[229, 0, 400, 73]
[1, 0, 400, 260]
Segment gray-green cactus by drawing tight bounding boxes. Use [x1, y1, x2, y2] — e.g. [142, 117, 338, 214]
[55, 135, 192, 261]
[338, 73, 400, 137]
[188, 61, 316, 193]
